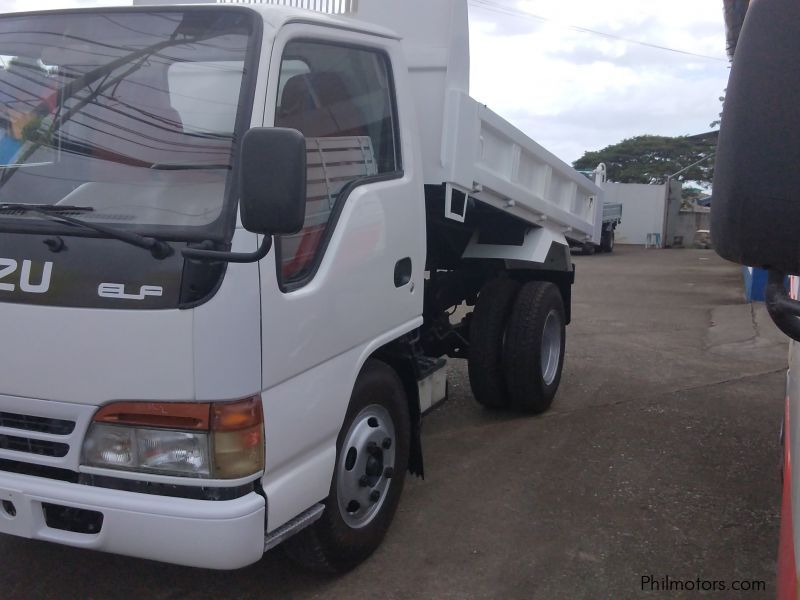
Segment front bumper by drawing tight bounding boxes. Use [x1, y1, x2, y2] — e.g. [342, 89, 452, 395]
[0, 470, 266, 570]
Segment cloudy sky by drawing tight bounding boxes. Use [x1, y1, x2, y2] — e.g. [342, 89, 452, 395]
[0, 0, 730, 164]
[468, 0, 729, 162]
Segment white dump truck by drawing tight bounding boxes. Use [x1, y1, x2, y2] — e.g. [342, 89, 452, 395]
[573, 164, 620, 254]
[0, 0, 601, 571]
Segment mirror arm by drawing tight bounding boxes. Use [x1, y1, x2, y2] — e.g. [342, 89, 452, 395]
[181, 236, 272, 264]
[766, 269, 800, 341]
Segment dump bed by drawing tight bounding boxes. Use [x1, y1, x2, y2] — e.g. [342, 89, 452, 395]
[442, 90, 602, 241]
[258, 0, 603, 243]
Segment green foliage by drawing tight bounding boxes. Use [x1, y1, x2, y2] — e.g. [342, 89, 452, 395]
[681, 186, 705, 201]
[724, 0, 750, 59]
[572, 134, 716, 185]
[709, 92, 725, 129]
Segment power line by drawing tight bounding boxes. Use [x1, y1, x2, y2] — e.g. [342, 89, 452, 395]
[468, 0, 728, 62]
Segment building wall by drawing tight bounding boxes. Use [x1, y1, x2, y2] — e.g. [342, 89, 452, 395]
[672, 210, 711, 247]
[603, 182, 667, 245]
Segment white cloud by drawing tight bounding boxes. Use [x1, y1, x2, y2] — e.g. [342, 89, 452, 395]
[469, 0, 729, 162]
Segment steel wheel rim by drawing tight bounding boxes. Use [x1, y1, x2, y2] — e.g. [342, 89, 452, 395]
[541, 309, 562, 386]
[336, 404, 396, 529]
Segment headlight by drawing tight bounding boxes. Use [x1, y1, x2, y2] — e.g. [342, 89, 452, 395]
[82, 396, 263, 479]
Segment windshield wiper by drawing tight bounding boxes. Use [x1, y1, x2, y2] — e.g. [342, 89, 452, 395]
[0, 203, 94, 214]
[0, 203, 174, 260]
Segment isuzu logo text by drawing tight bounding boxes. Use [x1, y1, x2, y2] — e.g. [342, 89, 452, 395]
[98, 283, 163, 301]
[0, 258, 52, 293]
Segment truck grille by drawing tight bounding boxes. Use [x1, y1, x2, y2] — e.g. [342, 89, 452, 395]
[0, 434, 69, 457]
[0, 411, 75, 435]
[0, 397, 93, 471]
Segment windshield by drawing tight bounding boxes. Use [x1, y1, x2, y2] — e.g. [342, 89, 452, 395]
[0, 8, 256, 239]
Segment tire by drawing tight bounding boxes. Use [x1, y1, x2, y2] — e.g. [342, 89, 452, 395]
[503, 281, 566, 413]
[468, 277, 520, 409]
[284, 360, 410, 573]
[600, 228, 615, 253]
[581, 242, 596, 256]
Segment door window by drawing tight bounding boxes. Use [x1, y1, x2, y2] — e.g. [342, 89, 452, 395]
[274, 40, 400, 286]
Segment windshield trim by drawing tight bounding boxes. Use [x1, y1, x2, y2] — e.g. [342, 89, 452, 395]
[0, 5, 264, 244]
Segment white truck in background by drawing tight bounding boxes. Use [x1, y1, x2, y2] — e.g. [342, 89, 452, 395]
[0, 0, 601, 571]
[573, 163, 621, 254]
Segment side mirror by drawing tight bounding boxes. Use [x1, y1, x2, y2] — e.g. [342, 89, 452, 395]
[239, 127, 306, 235]
[712, 0, 800, 341]
[712, 0, 800, 275]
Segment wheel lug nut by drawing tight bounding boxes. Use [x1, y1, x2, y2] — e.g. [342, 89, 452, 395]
[367, 442, 380, 455]
[382, 437, 392, 449]
[369, 490, 380, 503]
[383, 467, 394, 479]
[359, 475, 369, 487]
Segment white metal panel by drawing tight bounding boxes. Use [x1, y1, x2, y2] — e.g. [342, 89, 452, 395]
[192, 229, 263, 402]
[257, 23, 426, 531]
[444, 91, 602, 242]
[0, 469, 265, 569]
[462, 227, 570, 264]
[0, 303, 194, 405]
[260, 320, 421, 531]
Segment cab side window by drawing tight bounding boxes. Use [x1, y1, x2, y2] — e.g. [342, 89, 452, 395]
[275, 40, 400, 287]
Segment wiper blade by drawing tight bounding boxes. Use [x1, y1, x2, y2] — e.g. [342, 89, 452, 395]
[1, 204, 173, 260]
[150, 163, 230, 171]
[0, 203, 94, 214]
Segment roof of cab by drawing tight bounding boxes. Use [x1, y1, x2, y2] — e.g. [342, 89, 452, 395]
[0, 3, 400, 41]
[0, 2, 400, 39]
[248, 4, 399, 39]
[124, 2, 401, 41]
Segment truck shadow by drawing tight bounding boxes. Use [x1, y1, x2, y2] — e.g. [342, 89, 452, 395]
[0, 537, 346, 598]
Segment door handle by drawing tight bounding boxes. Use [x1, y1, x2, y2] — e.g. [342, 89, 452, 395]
[394, 258, 412, 287]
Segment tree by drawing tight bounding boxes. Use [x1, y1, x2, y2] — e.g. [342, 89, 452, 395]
[681, 186, 705, 201]
[572, 133, 716, 185]
[711, 2, 750, 129]
[709, 91, 725, 129]
[724, 0, 750, 59]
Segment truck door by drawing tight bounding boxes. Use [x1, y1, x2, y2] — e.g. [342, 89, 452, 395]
[257, 27, 425, 530]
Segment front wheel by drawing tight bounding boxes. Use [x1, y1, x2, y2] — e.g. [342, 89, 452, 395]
[503, 281, 566, 413]
[284, 360, 410, 573]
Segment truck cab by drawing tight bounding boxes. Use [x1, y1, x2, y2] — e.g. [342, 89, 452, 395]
[0, 0, 599, 571]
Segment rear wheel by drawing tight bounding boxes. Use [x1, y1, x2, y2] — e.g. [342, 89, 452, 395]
[468, 277, 520, 409]
[581, 242, 596, 255]
[284, 360, 410, 573]
[600, 228, 615, 253]
[503, 281, 566, 413]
